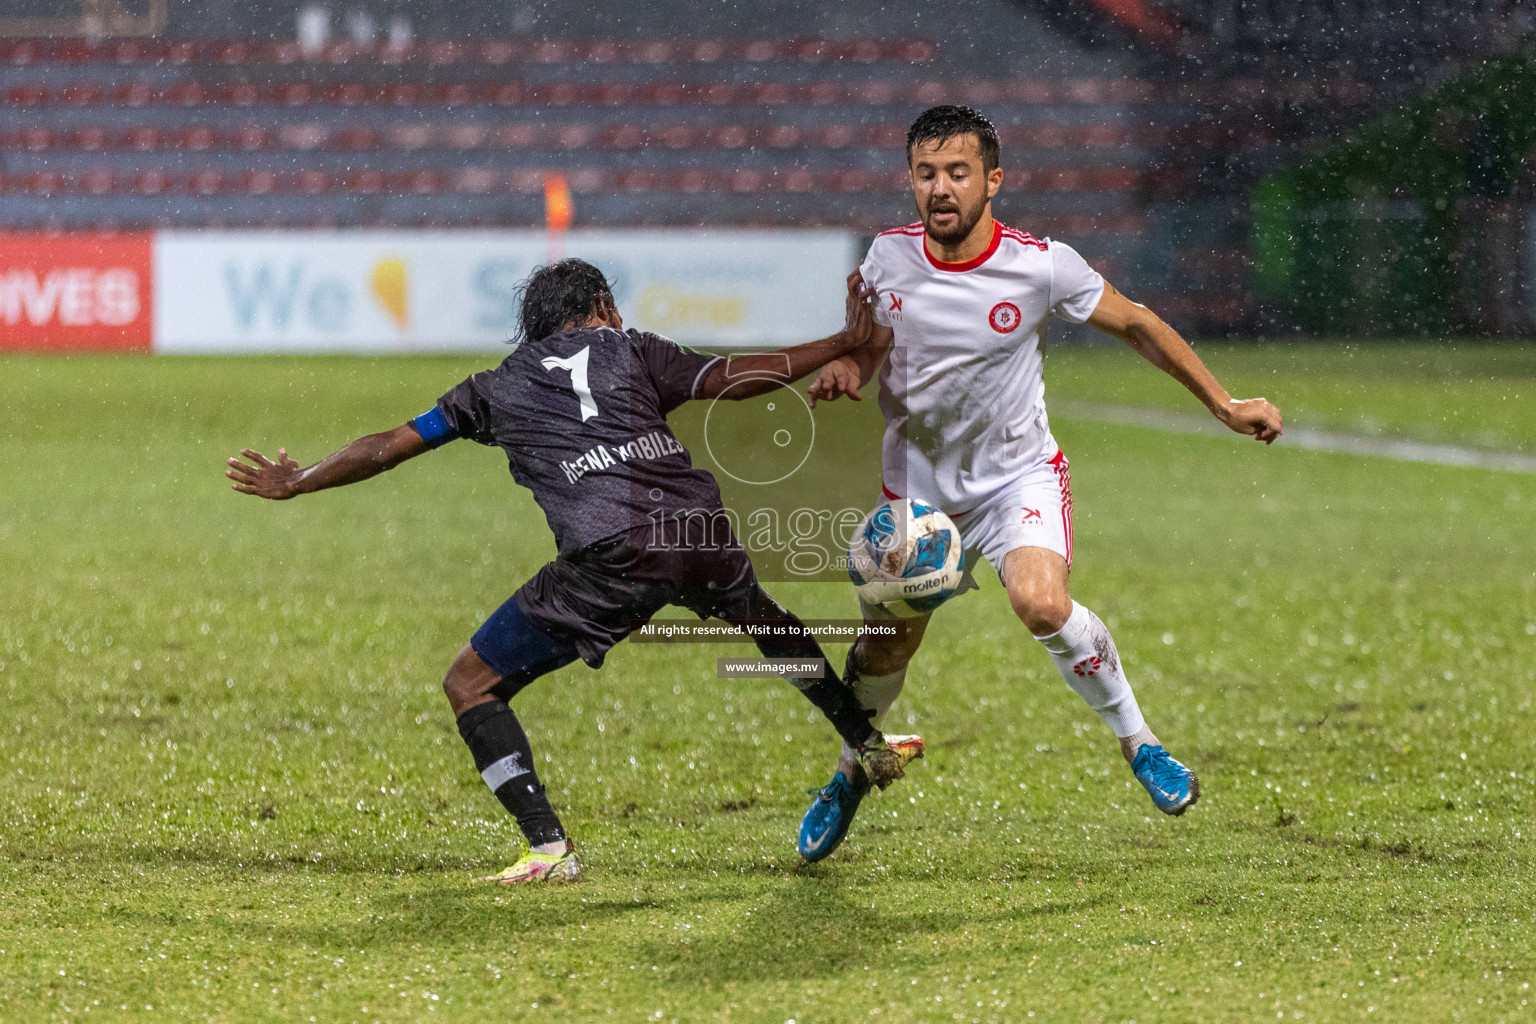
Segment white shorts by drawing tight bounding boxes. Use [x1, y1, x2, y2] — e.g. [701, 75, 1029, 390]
[865, 445, 1073, 617]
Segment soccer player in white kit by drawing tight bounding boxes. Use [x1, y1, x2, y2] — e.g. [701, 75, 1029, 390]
[796, 105, 1284, 862]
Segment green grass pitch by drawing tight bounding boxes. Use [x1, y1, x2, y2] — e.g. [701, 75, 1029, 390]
[1, 342, 1533, 1022]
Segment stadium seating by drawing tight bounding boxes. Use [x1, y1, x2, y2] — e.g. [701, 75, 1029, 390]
[0, 35, 1166, 236]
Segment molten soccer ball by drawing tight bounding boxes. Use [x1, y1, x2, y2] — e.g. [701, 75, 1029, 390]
[847, 498, 965, 618]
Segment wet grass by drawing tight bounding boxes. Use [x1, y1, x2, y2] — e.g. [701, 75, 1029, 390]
[1, 344, 1533, 1022]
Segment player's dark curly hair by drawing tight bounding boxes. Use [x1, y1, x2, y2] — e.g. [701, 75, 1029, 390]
[907, 104, 1000, 173]
[516, 258, 615, 344]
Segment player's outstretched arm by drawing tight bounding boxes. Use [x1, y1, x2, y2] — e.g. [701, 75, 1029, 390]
[225, 423, 429, 500]
[1087, 282, 1283, 444]
[696, 268, 879, 402]
[806, 269, 892, 408]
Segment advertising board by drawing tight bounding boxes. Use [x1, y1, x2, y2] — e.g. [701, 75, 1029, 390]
[154, 230, 860, 352]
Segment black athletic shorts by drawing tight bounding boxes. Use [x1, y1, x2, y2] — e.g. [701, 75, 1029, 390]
[509, 521, 757, 668]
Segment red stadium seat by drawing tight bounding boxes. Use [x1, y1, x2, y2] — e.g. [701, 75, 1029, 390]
[748, 82, 792, 105]
[387, 124, 434, 150]
[507, 169, 543, 193]
[403, 170, 444, 193]
[221, 82, 263, 106]
[297, 170, 332, 194]
[116, 82, 157, 107]
[125, 126, 163, 151]
[820, 125, 856, 149]
[71, 127, 110, 151]
[278, 83, 314, 106]
[490, 83, 525, 106]
[167, 82, 207, 106]
[656, 124, 696, 149]
[443, 124, 489, 149]
[281, 124, 330, 150]
[554, 123, 597, 149]
[676, 169, 710, 193]
[566, 169, 605, 192]
[335, 127, 381, 150]
[231, 125, 272, 150]
[347, 170, 387, 193]
[806, 81, 842, 105]
[601, 124, 646, 149]
[384, 82, 422, 106]
[189, 170, 225, 195]
[480, 42, 516, 64]
[781, 168, 815, 193]
[17, 128, 54, 151]
[710, 125, 748, 148]
[492, 124, 540, 148]
[634, 41, 673, 64]
[164, 41, 199, 65]
[27, 171, 63, 195]
[134, 170, 173, 195]
[727, 169, 765, 192]
[79, 170, 115, 195]
[644, 82, 686, 105]
[332, 82, 376, 105]
[454, 167, 499, 192]
[60, 84, 104, 106]
[9, 85, 47, 106]
[179, 126, 217, 151]
[616, 169, 662, 192]
[763, 125, 801, 148]
[242, 170, 281, 194]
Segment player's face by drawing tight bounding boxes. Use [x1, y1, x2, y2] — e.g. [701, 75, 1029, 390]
[908, 134, 1002, 246]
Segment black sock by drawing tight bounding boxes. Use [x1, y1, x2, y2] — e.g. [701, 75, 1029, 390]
[455, 700, 567, 847]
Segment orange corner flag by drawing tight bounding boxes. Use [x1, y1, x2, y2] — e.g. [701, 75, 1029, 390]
[544, 173, 573, 232]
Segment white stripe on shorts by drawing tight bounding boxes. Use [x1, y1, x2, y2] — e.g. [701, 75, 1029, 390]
[480, 753, 530, 791]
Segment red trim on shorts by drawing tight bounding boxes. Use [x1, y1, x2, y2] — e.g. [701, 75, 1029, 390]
[923, 220, 1003, 272]
[1048, 448, 1073, 569]
[881, 482, 902, 500]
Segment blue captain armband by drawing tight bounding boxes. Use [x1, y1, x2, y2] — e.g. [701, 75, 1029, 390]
[411, 407, 459, 449]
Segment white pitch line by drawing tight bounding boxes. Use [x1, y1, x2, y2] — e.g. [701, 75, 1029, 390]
[1050, 400, 1536, 475]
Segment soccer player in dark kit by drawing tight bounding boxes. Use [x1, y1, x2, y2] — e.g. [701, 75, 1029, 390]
[225, 259, 918, 884]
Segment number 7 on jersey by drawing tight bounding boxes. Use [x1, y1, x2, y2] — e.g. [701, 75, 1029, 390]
[541, 346, 600, 422]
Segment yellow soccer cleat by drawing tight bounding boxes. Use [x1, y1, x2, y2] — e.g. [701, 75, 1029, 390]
[476, 846, 583, 884]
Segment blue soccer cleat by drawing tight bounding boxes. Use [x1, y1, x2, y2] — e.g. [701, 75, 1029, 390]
[798, 770, 869, 862]
[798, 736, 923, 861]
[1131, 744, 1200, 815]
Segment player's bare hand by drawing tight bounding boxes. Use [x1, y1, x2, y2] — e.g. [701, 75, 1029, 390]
[1219, 398, 1283, 444]
[842, 268, 877, 344]
[226, 447, 306, 499]
[808, 356, 863, 408]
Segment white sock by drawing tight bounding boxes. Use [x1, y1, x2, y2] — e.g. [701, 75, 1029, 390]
[1036, 601, 1149, 740]
[839, 663, 907, 763]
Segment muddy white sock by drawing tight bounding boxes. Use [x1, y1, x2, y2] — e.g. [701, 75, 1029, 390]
[839, 661, 907, 766]
[1036, 601, 1148, 742]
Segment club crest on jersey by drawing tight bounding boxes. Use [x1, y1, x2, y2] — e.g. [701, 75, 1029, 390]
[989, 301, 1021, 334]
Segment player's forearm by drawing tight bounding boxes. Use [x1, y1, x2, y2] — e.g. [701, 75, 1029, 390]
[294, 426, 426, 495]
[1120, 316, 1234, 421]
[712, 330, 866, 400]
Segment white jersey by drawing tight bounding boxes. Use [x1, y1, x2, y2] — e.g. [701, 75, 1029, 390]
[860, 219, 1105, 513]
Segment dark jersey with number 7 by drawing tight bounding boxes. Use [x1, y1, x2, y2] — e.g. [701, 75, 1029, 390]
[429, 326, 727, 558]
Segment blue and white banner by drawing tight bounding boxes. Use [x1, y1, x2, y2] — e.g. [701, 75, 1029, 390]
[152, 229, 860, 352]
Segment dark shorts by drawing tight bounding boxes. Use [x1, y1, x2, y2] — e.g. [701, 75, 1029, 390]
[474, 522, 757, 672]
